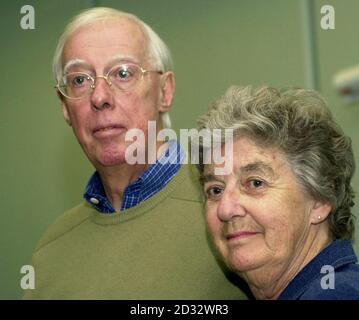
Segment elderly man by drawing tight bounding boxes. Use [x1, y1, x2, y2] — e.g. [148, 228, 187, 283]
[23, 7, 243, 299]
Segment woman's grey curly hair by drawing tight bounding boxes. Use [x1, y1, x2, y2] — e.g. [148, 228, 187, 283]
[197, 86, 356, 240]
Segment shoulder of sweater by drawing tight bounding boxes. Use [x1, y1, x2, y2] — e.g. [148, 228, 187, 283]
[33, 165, 204, 252]
[34, 202, 91, 253]
[169, 164, 204, 203]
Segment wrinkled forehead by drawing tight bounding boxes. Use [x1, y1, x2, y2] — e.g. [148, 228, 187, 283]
[62, 18, 149, 68]
[202, 137, 286, 179]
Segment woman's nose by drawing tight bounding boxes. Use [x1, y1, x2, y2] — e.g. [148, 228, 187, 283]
[217, 189, 247, 222]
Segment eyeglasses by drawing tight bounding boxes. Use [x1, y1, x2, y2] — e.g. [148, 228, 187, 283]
[55, 63, 163, 99]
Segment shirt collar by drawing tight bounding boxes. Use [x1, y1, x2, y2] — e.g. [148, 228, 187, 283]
[278, 240, 358, 300]
[121, 140, 184, 210]
[83, 140, 184, 213]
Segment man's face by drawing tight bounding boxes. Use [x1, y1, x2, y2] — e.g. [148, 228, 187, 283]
[203, 137, 320, 275]
[60, 18, 174, 167]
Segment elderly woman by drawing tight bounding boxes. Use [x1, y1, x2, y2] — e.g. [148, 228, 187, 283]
[197, 86, 359, 300]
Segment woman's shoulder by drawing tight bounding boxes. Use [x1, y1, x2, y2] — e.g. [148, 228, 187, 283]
[299, 263, 359, 300]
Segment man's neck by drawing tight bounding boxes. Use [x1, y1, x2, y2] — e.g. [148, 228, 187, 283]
[97, 162, 149, 211]
[96, 141, 169, 212]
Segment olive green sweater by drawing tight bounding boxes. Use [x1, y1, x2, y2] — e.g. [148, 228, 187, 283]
[24, 164, 244, 299]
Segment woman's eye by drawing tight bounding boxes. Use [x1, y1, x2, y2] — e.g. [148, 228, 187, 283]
[205, 186, 224, 199]
[246, 179, 266, 191]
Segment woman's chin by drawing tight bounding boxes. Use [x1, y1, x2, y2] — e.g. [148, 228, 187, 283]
[226, 251, 262, 273]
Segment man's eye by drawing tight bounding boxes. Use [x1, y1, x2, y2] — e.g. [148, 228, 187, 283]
[115, 67, 133, 80]
[205, 186, 224, 200]
[71, 75, 87, 87]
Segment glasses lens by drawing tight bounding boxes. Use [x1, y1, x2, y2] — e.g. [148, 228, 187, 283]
[109, 64, 141, 91]
[61, 73, 92, 99]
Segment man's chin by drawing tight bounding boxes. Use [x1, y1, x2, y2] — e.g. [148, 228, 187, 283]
[97, 152, 127, 167]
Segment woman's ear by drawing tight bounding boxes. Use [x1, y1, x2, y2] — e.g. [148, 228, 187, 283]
[310, 201, 332, 225]
[159, 72, 175, 113]
[57, 90, 72, 127]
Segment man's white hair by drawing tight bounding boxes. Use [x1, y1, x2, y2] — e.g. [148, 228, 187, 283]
[53, 7, 173, 128]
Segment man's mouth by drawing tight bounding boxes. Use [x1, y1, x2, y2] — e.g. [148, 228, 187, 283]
[95, 126, 121, 132]
[93, 124, 126, 137]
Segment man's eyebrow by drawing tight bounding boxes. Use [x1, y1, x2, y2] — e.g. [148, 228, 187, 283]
[63, 59, 91, 74]
[63, 55, 141, 75]
[105, 54, 140, 68]
[239, 161, 275, 178]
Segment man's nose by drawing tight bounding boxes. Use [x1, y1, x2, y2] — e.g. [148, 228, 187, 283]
[217, 189, 247, 222]
[90, 76, 114, 111]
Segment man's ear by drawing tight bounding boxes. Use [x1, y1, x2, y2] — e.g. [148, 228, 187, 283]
[310, 201, 332, 225]
[159, 72, 175, 113]
[57, 90, 72, 127]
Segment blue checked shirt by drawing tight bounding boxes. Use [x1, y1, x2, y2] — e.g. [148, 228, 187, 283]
[84, 140, 184, 213]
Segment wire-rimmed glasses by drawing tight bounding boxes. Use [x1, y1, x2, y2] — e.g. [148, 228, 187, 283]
[56, 63, 163, 99]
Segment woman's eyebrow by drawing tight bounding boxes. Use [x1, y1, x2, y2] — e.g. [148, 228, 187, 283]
[200, 173, 218, 184]
[239, 161, 276, 178]
[201, 161, 276, 184]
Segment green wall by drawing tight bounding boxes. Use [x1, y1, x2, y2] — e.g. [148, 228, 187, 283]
[1, 0, 358, 299]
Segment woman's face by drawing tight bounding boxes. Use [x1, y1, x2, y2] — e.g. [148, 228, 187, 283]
[203, 137, 320, 275]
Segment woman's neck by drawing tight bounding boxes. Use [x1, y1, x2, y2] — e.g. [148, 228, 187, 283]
[242, 224, 332, 300]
